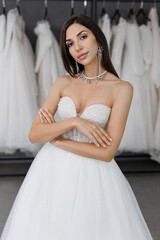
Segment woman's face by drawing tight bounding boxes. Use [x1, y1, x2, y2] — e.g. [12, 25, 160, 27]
[65, 23, 99, 66]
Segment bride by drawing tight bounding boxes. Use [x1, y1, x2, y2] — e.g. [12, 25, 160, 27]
[0, 14, 153, 240]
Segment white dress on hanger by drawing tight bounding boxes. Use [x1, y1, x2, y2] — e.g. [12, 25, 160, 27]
[118, 19, 148, 152]
[34, 20, 65, 108]
[148, 7, 160, 89]
[0, 8, 41, 156]
[111, 17, 126, 77]
[0, 14, 6, 55]
[148, 7, 160, 163]
[0, 96, 154, 240]
[0, 14, 16, 154]
[139, 23, 158, 155]
[99, 13, 112, 51]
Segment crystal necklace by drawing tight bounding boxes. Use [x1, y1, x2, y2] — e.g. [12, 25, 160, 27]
[78, 70, 107, 84]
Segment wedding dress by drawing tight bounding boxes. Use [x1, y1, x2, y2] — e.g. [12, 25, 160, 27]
[0, 8, 40, 156]
[119, 19, 148, 152]
[111, 17, 126, 77]
[148, 7, 160, 163]
[98, 13, 112, 51]
[0, 96, 154, 240]
[0, 14, 6, 55]
[139, 23, 156, 153]
[0, 13, 15, 154]
[34, 20, 65, 107]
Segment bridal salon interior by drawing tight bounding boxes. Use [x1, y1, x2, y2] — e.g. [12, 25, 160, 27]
[0, 0, 160, 239]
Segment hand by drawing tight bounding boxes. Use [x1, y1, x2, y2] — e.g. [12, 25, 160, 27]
[38, 108, 55, 124]
[73, 117, 112, 148]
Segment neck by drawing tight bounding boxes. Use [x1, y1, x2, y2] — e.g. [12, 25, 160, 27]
[83, 57, 105, 77]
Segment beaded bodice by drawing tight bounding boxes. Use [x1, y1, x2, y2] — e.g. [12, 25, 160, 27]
[57, 96, 111, 143]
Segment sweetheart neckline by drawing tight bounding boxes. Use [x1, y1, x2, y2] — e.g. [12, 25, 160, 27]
[60, 96, 111, 116]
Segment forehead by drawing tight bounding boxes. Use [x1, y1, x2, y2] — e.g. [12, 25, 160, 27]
[66, 23, 91, 39]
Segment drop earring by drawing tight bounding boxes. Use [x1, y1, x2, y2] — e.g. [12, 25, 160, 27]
[75, 61, 80, 74]
[97, 46, 103, 76]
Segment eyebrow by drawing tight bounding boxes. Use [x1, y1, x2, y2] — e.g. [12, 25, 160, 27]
[65, 30, 88, 42]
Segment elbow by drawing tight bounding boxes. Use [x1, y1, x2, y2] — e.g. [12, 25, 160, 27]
[102, 150, 115, 163]
[28, 129, 37, 143]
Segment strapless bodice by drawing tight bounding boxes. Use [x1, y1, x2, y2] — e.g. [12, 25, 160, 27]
[57, 96, 111, 143]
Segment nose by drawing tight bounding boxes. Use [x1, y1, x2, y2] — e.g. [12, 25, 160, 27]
[74, 41, 82, 51]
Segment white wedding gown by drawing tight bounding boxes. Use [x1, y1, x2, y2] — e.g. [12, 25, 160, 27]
[98, 13, 112, 51]
[139, 22, 159, 156]
[111, 17, 126, 77]
[0, 8, 41, 156]
[148, 7, 160, 163]
[119, 19, 148, 152]
[0, 96, 153, 240]
[34, 20, 65, 108]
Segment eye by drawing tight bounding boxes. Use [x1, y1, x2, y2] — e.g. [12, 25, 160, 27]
[80, 35, 87, 40]
[66, 42, 73, 48]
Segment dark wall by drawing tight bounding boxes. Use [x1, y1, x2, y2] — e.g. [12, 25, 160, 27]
[0, 1, 160, 50]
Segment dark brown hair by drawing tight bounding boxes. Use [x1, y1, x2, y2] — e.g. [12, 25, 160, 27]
[60, 14, 119, 78]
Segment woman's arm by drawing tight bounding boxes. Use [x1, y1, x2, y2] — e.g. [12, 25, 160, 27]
[52, 137, 109, 162]
[51, 81, 133, 162]
[29, 76, 76, 143]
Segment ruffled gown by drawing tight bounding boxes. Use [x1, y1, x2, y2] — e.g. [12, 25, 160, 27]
[34, 20, 65, 108]
[119, 19, 148, 152]
[110, 17, 126, 77]
[139, 23, 158, 155]
[148, 7, 160, 163]
[0, 8, 41, 156]
[98, 13, 112, 51]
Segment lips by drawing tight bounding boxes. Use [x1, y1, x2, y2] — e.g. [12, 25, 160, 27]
[78, 52, 88, 59]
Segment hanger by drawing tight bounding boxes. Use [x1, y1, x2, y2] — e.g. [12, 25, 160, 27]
[128, 1, 135, 20]
[111, 0, 121, 23]
[100, 0, 106, 18]
[136, 1, 151, 21]
[70, 0, 74, 16]
[84, 0, 87, 15]
[2, 0, 6, 15]
[153, 0, 157, 7]
[16, 0, 21, 15]
[44, 0, 49, 21]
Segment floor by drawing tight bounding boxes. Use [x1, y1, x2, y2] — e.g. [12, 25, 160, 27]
[0, 172, 159, 240]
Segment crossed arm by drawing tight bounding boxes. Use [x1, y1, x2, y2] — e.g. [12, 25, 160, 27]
[37, 82, 133, 162]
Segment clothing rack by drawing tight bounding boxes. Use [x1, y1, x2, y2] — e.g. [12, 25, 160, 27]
[0, 0, 160, 174]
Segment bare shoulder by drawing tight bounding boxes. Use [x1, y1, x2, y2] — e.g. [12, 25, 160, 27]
[53, 74, 72, 88]
[104, 72, 133, 98]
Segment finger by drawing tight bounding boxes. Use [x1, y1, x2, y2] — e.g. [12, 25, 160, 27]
[90, 125, 107, 147]
[39, 112, 45, 124]
[88, 132, 101, 147]
[40, 109, 52, 123]
[91, 131, 107, 148]
[93, 124, 112, 146]
[95, 128, 112, 146]
[45, 108, 55, 123]
[100, 128, 112, 142]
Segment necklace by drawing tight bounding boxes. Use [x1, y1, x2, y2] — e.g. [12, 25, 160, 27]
[78, 70, 107, 84]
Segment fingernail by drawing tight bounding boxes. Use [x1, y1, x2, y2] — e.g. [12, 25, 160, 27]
[109, 138, 112, 141]
[45, 108, 48, 111]
[108, 142, 111, 145]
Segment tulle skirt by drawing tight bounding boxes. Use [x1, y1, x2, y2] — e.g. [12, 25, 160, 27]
[0, 142, 153, 240]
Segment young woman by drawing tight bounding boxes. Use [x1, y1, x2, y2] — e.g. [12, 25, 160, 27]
[0, 14, 154, 240]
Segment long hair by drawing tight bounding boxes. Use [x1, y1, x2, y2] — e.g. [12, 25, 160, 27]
[60, 14, 119, 78]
